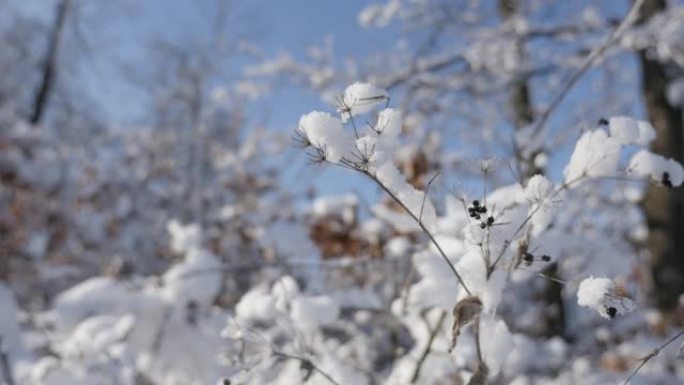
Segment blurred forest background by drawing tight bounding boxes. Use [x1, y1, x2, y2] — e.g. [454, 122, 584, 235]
[0, 0, 683, 384]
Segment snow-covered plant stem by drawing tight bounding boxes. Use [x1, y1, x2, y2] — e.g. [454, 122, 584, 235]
[361, 169, 472, 296]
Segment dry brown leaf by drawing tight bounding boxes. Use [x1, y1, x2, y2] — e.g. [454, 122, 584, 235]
[449, 296, 482, 352]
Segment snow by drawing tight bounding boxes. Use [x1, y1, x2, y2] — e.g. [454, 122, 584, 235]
[0, 283, 25, 361]
[53, 276, 133, 329]
[375, 108, 402, 139]
[608, 116, 640, 144]
[608, 116, 656, 145]
[627, 150, 684, 187]
[312, 194, 358, 225]
[298, 111, 355, 163]
[480, 315, 514, 376]
[577, 276, 636, 319]
[564, 129, 621, 183]
[290, 296, 340, 330]
[235, 287, 278, 323]
[339, 82, 388, 121]
[666, 77, 684, 106]
[374, 161, 437, 230]
[525, 174, 561, 233]
[167, 220, 202, 254]
[161, 248, 222, 306]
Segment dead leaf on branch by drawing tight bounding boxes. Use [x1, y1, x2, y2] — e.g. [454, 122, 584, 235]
[449, 296, 482, 353]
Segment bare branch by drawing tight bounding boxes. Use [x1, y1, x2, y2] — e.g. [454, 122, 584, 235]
[530, 0, 645, 139]
[623, 328, 684, 385]
[364, 170, 472, 296]
[410, 311, 447, 383]
[419, 171, 441, 223]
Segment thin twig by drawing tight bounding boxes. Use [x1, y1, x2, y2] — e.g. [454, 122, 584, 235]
[473, 316, 484, 366]
[419, 171, 441, 223]
[530, 0, 645, 139]
[366, 171, 472, 296]
[488, 173, 586, 275]
[623, 328, 684, 385]
[410, 311, 447, 383]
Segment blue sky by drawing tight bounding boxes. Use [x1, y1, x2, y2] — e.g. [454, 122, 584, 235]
[8, 0, 654, 202]
[14, 0, 401, 127]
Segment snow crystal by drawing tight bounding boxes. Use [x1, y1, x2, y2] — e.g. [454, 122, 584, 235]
[298, 111, 354, 163]
[338, 82, 388, 121]
[628, 150, 684, 187]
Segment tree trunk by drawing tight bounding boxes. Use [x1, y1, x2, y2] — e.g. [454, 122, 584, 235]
[638, 0, 684, 311]
[499, 0, 543, 180]
[500, 0, 564, 336]
[29, 0, 69, 125]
